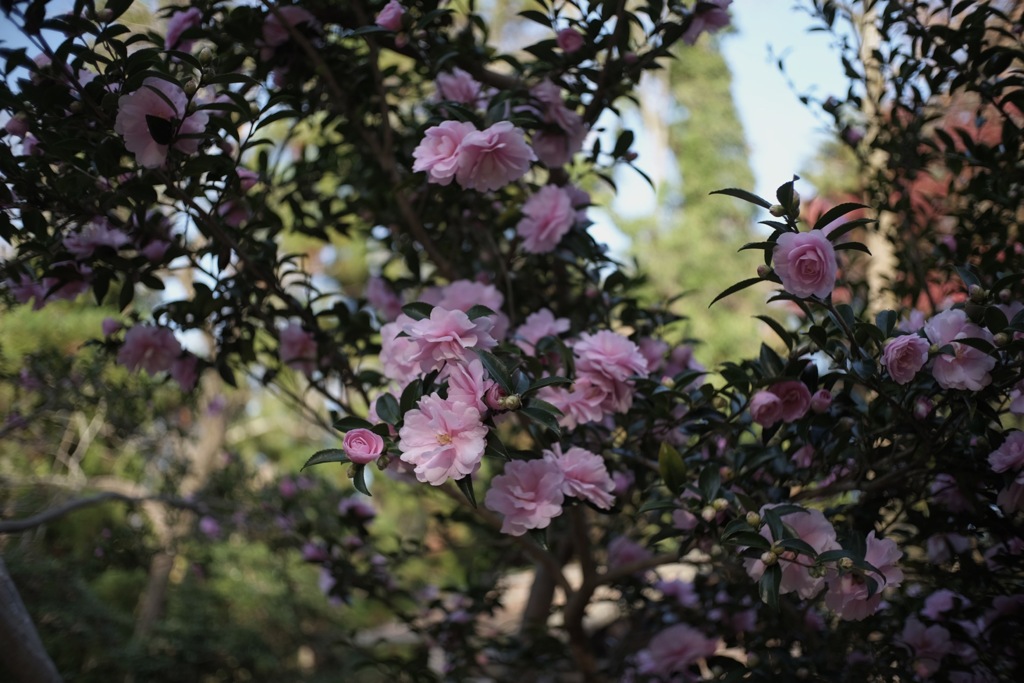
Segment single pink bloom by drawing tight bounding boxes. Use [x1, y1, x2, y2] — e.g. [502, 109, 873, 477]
[301, 542, 330, 563]
[988, 431, 1024, 475]
[792, 444, 815, 468]
[810, 389, 832, 413]
[117, 325, 182, 376]
[749, 390, 783, 427]
[398, 393, 487, 485]
[101, 317, 122, 337]
[436, 68, 484, 106]
[531, 127, 583, 168]
[997, 480, 1024, 513]
[1009, 380, 1024, 415]
[379, 316, 422, 385]
[638, 337, 670, 374]
[375, 0, 404, 31]
[430, 279, 509, 340]
[366, 276, 404, 322]
[279, 478, 298, 499]
[924, 309, 995, 391]
[260, 6, 317, 58]
[769, 380, 812, 422]
[772, 230, 838, 299]
[165, 7, 203, 51]
[484, 458, 565, 536]
[636, 623, 718, 678]
[343, 428, 385, 465]
[541, 377, 608, 429]
[63, 219, 131, 259]
[543, 444, 615, 509]
[744, 505, 840, 599]
[825, 531, 903, 620]
[921, 589, 968, 621]
[114, 77, 209, 168]
[882, 334, 931, 384]
[454, 121, 536, 192]
[929, 473, 971, 512]
[682, 0, 733, 45]
[446, 358, 491, 414]
[556, 27, 584, 53]
[198, 516, 221, 538]
[338, 497, 376, 520]
[530, 81, 587, 167]
[513, 308, 570, 353]
[516, 184, 576, 253]
[412, 120, 477, 186]
[142, 239, 171, 262]
[655, 579, 700, 609]
[280, 323, 318, 375]
[170, 354, 199, 391]
[574, 330, 649, 409]
[900, 617, 953, 679]
[4, 115, 28, 139]
[607, 535, 653, 573]
[402, 306, 497, 374]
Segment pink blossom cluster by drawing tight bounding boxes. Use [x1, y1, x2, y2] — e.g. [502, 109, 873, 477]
[541, 330, 650, 429]
[682, 0, 733, 45]
[881, 308, 996, 391]
[635, 623, 719, 680]
[258, 5, 318, 61]
[749, 380, 812, 427]
[412, 120, 536, 192]
[116, 324, 199, 391]
[529, 80, 588, 168]
[114, 77, 210, 168]
[435, 68, 486, 109]
[744, 506, 904, 620]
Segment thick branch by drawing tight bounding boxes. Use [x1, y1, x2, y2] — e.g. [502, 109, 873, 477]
[0, 556, 63, 683]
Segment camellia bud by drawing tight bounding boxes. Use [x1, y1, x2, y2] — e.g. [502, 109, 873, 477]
[198, 47, 214, 65]
[999, 288, 1012, 303]
[839, 556, 854, 570]
[756, 264, 771, 279]
[96, 8, 114, 22]
[745, 511, 761, 527]
[769, 204, 786, 217]
[712, 497, 729, 511]
[660, 376, 675, 389]
[497, 393, 522, 411]
[760, 550, 778, 566]
[968, 284, 986, 302]
[994, 332, 1010, 347]
[183, 79, 199, 97]
[810, 389, 832, 413]
[612, 425, 628, 448]
[913, 396, 933, 420]
[701, 505, 717, 522]
[376, 454, 391, 470]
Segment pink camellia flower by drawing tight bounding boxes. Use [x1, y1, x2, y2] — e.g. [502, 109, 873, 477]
[412, 120, 477, 186]
[769, 380, 812, 422]
[365, 276, 404, 322]
[114, 77, 209, 168]
[436, 68, 484, 107]
[446, 358, 491, 414]
[988, 431, 1024, 477]
[375, 0, 404, 31]
[744, 505, 840, 599]
[636, 623, 719, 678]
[924, 308, 995, 391]
[429, 279, 509, 340]
[772, 230, 838, 299]
[198, 516, 221, 539]
[573, 330, 649, 414]
[530, 81, 588, 168]
[455, 121, 536, 192]
[900, 617, 953, 679]
[607, 535, 654, 575]
[556, 27, 584, 53]
[343, 428, 386, 465]
[882, 334, 931, 384]
[165, 7, 203, 51]
[402, 306, 497, 374]
[516, 184, 576, 254]
[921, 589, 968, 621]
[338, 497, 376, 521]
[810, 389, 832, 413]
[791, 444, 815, 468]
[259, 5, 317, 59]
[682, 0, 733, 45]
[997, 480, 1024, 513]
[101, 317, 122, 337]
[63, 219, 131, 259]
[749, 390, 783, 427]
[170, 354, 199, 391]
[513, 308, 570, 354]
[543, 444, 615, 509]
[301, 542, 330, 563]
[484, 458, 565, 536]
[117, 324, 182, 376]
[379, 315, 421, 385]
[398, 393, 487, 485]
[4, 115, 28, 139]
[279, 323, 318, 375]
[825, 531, 904, 620]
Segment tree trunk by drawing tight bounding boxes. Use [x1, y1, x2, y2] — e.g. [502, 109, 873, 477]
[0, 555, 63, 683]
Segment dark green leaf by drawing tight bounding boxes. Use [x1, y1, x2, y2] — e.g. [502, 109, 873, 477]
[710, 187, 773, 209]
[302, 448, 350, 470]
[658, 442, 687, 495]
[352, 465, 371, 496]
[375, 394, 401, 426]
[709, 277, 765, 308]
[456, 475, 477, 507]
[812, 202, 869, 232]
[401, 302, 434, 321]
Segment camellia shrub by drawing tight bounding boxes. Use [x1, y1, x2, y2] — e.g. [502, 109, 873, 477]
[1, 0, 1022, 681]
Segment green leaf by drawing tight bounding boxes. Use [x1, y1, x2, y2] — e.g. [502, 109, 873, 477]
[375, 394, 401, 426]
[638, 498, 679, 513]
[755, 315, 794, 350]
[956, 264, 981, 290]
[456, 475, 477, 507]
[523, 375, 572, 395]
[834, 241, 872, 254]
[709, 277, 765, 308]
[812, 202, 869, 231]
[465, 305, 496, 320]
[775, 537, 818, 557]
[759, 563, 782, 609]
[334, 416, 373, 432]
[302, 448, 350, 470]
[401, 302, 434, 321]
[472, 348, 515, 395]
[352, 465, 371, 496]
[658, 442, 687, 495]
[520, 406, 561, 435]
[710, 187, 773, 209]
[724, 531, 772, 550]
[875, 310, 898, 336]
[399, 379, 424, 413]
[698, 465, 721, 502]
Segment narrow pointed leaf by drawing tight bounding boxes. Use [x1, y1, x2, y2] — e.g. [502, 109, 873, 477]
[710, 187, 773, 209]
[303, 448, 350, 470]
[709, 277, 765, 308]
